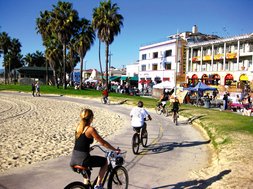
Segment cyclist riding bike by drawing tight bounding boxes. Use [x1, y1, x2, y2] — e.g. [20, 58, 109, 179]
[170, 96, 180, 116]
[130, 101, 152, 134]
[69, 108, 120, 189]
[157, 88, 173, 111]
[102, 88, 109, 104]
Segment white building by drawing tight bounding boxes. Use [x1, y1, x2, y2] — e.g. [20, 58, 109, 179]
[138, 38, 183, 90]
[186, 33, 253, 91]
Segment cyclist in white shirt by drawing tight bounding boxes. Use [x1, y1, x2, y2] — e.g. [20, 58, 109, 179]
[130, 101, 152, 133]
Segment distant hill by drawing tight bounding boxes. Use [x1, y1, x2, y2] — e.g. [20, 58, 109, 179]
[0, 69, 4, 74]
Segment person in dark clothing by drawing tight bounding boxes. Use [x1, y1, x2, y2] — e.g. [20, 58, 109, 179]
[170, 96, 180, 113]
[70, 108, 120, 189]
[31, 82, 35, 97]
[223, 92, 229, 110]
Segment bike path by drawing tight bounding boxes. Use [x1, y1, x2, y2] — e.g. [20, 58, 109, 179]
[0, 94, 211, 189]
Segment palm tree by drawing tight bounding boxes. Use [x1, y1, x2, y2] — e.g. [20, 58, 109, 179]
[72, 18, 95, 89]
[92, 0, 123, 90]
[36, 10, 54, 85]
[50, 1, 79, 89]
[0, 32, 11, 84]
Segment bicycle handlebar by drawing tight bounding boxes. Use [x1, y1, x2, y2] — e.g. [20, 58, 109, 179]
[90, 145, 127, 157]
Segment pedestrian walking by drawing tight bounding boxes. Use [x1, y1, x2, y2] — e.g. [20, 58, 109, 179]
[31, 82, 35, 97]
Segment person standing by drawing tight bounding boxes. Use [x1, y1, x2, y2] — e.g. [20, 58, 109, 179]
[35, 81, 41, 96]
[223, 92, 229, 110]
[31, 82, 35, 97]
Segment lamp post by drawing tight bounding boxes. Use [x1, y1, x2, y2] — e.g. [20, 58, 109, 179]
[174, 31, 179, 96]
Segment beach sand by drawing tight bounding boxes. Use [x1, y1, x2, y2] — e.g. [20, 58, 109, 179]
[0, 93, 126, 173]
[0, 93, 253, 188]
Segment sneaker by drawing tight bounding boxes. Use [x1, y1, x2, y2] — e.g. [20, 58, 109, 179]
[94, 185, 104, 189]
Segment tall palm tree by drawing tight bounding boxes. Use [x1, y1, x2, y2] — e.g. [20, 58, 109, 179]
[36, 10, 53, 85]
[72, 18, 95, 89]
[92, 0, 123, 90]
[7, 38, 22, 83]
[51, 1, 79, 89]
[0, 32, 11, 84]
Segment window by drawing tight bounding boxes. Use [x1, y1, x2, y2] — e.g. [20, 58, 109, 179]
[152, 64, 158, 70]
[141, 65, 146, 71]
[165, 50, 172, 57]
[142, 54, 147, 60]
[153, 52, 158, 59]
[164, 62, 171, 70]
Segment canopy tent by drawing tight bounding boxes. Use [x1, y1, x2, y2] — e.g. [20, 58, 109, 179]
[184, 82, 216, 92]
[153, 81, 175, 89]
[109, 76, 120, 81]
[84, 78, 98, 83]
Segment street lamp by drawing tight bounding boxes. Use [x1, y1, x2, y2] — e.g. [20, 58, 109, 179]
[174, 31, 180, 96]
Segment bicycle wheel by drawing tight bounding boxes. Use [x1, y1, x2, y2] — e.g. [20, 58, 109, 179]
[64, 181, 89, 189]
[101, 97, 106, 104]
[132, 133, 140, 154]
[163, 107, 168, 117]
[107, 166, 129, 189]
[141, 129, 148, 147]
[155, 106, 162, 115]
[173, 113, 178, 125]
[107, 98, 110, 105]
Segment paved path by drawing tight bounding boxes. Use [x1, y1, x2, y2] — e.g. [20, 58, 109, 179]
[0, 93, 211, 189]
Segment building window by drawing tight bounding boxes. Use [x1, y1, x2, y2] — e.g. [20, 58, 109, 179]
[165, 50, 172, 57]
[141, 65, 146, 71]
[152, 64, 158, 70]
[142, 54, 147, 60]
[153, 52, 158, 59]
[164, 62, 172, 70]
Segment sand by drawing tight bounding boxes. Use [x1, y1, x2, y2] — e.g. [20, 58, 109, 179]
[0, 93, 126, 172]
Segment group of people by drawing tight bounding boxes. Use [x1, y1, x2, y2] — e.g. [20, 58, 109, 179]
[69, 102, 152, 189]
[69, 87, 178, 189]
[158, 88, 180, 114]
[31, 81, 40, 97]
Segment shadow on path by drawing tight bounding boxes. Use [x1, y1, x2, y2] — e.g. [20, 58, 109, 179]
[153, 169, 231, 189]
[140, 140, 211, 155]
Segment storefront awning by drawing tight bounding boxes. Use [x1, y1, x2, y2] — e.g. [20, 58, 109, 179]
[240, 74, 248, 81]
[121, 76, 128, 81]
[130, 76, 138, 81]
[109, 76, 120, 81]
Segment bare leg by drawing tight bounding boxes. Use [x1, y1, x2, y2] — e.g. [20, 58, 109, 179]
[96, 162, 108, 186]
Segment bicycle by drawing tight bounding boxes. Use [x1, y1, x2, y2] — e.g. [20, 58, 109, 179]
[155, 102, 169, 117]
[172, 109, 179, 125]
[64, 145, 128, 189]
[101, 96, 110, 105]
[131, 120, 149, 155]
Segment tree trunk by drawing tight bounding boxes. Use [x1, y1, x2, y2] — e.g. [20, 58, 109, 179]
[105, 42, 109, 90]
[98, 40, 103, 84]
[80, 57, 83, 90]
[63, 43, 66, 89]
[46, 60, 48, 85]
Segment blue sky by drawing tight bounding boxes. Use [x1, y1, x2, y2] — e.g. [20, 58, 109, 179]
[1, 0, 253, 71]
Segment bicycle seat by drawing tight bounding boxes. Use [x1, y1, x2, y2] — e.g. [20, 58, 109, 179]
[72, 165, 90, 173]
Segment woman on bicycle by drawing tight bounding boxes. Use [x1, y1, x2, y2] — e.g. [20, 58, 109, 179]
[70, 108, 120, 189]
[170, 96, 180, 115]
[130, 101, 152, 133]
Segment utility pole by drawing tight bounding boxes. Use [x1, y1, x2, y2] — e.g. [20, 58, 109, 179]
[175, 30, 179, 95]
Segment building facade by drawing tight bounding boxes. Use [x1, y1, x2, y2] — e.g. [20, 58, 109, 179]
[138, 38, 184, 89]
[186, 33, 253, 91]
